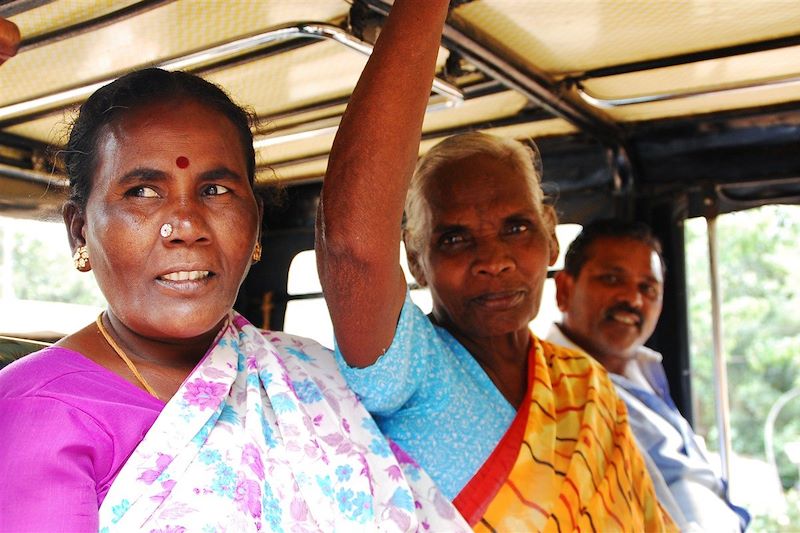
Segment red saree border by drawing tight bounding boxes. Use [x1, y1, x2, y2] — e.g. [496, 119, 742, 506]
[452, 338, 537, 526]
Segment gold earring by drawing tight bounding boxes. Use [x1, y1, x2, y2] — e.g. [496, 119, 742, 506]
[73, 245, 91, 272]
[252, 242, 262, 263]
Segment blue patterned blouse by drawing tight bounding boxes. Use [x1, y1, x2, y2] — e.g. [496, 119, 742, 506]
[335, 291, 516, 499]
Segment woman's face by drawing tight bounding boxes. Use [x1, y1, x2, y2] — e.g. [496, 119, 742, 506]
[412, 153, 557, 340]
[69, 99, 260, 340]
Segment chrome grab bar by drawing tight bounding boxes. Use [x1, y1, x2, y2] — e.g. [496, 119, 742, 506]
[575, 73, 800, 109]
[0, 22, 463, 124]
[0, 161, 67, 188]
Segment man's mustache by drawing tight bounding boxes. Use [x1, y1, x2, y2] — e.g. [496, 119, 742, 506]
[604, 304, 644, 329]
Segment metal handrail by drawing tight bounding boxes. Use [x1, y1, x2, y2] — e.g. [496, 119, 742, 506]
[716, 177, 800, 207]
[706, 215, 733, 489]
[0, 161, 67, 188]
[575, 73, 800, 109]
[252, 94, 459, 150]
[16, 0, 175, 53]
[0, 21, 463, 124]
[0, 0, 55, 18]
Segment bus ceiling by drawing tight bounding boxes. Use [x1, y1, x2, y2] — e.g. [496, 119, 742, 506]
[1, 0, 800, 225]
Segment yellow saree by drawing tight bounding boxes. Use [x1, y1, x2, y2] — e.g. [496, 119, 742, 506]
[454, 337, 676, 532]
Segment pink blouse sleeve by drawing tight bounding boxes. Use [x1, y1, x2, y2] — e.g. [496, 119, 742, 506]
[0, 396, 112, 532]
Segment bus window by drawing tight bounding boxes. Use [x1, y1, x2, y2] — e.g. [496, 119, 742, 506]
[530, 223, 582, 337]
[283, 244, 433, 349]
[283, 223, 582, 348]
[685, 205, 800, 529]
[0, 215, 104, 343]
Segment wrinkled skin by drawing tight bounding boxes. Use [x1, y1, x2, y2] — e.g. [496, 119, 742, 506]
[409, 154, 558, 341]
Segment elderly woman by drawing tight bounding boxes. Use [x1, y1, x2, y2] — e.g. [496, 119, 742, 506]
[0, 5, 468, 532]
[316, 6, 674, 532]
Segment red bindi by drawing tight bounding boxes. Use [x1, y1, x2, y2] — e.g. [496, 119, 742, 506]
[176, 156, 190, 169]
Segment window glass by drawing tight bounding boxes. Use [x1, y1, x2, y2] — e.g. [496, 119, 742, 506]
[685, 206, 800, 529]
[0, 216, 105, 340]
[287, 250, 321, 295]
[551, 223, 582, 271]
[283, 297, 334, 349]
[283, 223, 582, 351]
[284, 242, 428, 349]
[530, 223, 582, 337]
[287, 242, 421, 297]
[529, 280, 558, 338]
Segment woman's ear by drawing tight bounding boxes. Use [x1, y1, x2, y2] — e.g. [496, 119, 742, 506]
[543, 206, 559, 266]
[407, 251, 427, 287]
[63, 200, 86, 251]
[64, 201, 92, 272]
[256, 193, 265, 241]
[549, 233, 560, 266]
[403, 231, 427, 287]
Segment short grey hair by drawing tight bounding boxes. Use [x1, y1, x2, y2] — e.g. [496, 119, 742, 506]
[404, 131, 554, 254]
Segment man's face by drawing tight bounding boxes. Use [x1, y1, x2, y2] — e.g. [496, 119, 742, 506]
[556, 236, 664, 368]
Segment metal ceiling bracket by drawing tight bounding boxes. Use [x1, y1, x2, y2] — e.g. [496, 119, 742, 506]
[439, 25, 622, 147]
[607, 144, 637, 219]
[0, 22, 463, 125]
[357, 0, 622, 147]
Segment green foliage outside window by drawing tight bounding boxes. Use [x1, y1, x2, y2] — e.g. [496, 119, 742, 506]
[2, 221, 105, 306]
[686, 205, 800, 530]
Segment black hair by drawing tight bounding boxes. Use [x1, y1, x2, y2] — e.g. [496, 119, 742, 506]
[63, 68, 256, 210]
[563, 218, 666, 277]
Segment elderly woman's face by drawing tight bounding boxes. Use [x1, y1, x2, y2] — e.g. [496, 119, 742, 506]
[415, 154, 557, 339]
[75, 99, 260, 340]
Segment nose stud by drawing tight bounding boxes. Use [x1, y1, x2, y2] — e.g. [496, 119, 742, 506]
[160, 223, 173, 238]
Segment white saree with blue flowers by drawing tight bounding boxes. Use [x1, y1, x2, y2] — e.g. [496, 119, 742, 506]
[98, 312, 467, 532]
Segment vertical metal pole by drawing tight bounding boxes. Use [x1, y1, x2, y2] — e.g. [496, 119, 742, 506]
[706, 216, 733, 489]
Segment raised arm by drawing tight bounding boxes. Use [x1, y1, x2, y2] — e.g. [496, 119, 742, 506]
[316, 0, 449, 367]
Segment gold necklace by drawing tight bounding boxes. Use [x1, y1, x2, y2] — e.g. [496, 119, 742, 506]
[95, 313, 160, 400]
